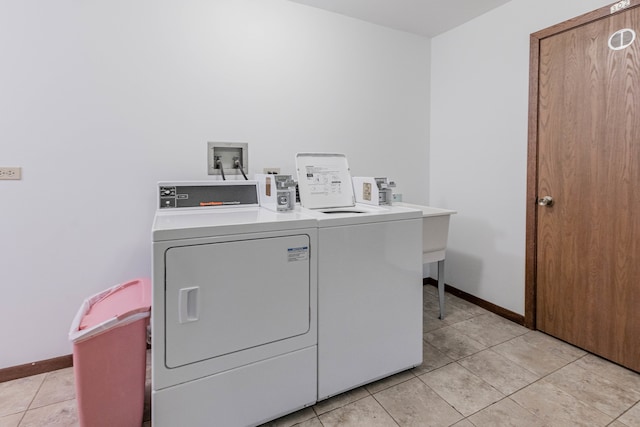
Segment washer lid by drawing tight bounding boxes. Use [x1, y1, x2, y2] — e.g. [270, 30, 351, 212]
[296, 153, 355, 209]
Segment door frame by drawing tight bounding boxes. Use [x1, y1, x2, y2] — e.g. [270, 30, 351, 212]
[524, 0, 640, 329]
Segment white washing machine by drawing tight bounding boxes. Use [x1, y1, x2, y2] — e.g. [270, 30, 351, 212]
[151, 181, 318, 427]
[295, 153, 423, 400]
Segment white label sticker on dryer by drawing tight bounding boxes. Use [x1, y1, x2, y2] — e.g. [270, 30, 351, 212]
[287, 246, 309, 262]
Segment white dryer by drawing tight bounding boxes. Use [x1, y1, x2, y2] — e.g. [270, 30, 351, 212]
[151, 181, 317, 427]
[295, 153, 423, 400]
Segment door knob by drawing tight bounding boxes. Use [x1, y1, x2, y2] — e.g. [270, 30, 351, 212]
[537, 196, 554, 207]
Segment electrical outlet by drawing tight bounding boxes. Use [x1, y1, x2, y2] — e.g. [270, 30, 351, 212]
[0, 167, 21, 180]
[263, 168, 281, 174]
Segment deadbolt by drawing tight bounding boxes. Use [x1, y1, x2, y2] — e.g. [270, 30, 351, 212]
[537, 196, 554, 207]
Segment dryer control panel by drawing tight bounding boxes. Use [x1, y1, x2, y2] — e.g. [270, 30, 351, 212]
[158, 181, 259, 209]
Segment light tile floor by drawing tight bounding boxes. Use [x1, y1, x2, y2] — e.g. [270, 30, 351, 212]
[1, 285, 639, 426]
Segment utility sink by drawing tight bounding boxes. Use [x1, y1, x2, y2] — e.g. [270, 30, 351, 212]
[395, 202, 456, 319]
[395, 203, 456, 263]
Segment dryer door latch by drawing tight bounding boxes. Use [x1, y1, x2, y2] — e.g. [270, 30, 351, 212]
[178, 287, 200, 323]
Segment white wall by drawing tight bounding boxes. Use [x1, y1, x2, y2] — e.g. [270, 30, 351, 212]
[430, 0, 613, 315]
[0, 0, 430, 368]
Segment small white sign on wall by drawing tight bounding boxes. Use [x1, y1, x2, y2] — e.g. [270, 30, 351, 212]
[611, 0, 631, 14]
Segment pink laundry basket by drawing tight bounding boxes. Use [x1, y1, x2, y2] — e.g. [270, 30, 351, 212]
[69, 278, 151, 427]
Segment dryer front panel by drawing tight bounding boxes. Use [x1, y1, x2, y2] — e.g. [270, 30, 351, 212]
[164, 234, 311, 368]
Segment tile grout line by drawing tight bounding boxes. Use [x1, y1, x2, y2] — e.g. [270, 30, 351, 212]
[457, 324, 639, 425]
[312, 387, 373, 419]
[422, 313, 540, 422]
[554, 354, 640, 423]
[369, 393, 401, 427]
[17, 371, 49, 426]
[414, 363, 466, 420]
[364, 370, 421, 422]
[19, 369, 79, 426]
[508, 352, 621, 425]
[574, 352, 640, 386]
[418, 298, 502, 421]
[460, 395, 518, 425]
[615, 397, 640, 427]
[448, 329, 582, 424]
[482, 337, 545, 380]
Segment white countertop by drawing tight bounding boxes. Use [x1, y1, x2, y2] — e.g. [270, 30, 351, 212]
[394, 202, 457, 217]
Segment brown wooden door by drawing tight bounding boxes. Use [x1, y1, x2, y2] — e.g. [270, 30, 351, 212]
[535, 5, 640, 372]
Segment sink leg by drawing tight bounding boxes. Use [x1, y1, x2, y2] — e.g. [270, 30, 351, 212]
[437, 260, 445, 319]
